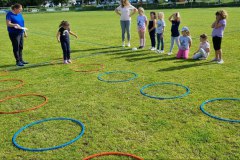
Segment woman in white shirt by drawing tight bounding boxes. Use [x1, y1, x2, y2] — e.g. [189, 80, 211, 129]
[115, 0, 137, 47]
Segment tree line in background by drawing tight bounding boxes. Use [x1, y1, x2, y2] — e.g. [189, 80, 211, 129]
[0, 0, 69, 7]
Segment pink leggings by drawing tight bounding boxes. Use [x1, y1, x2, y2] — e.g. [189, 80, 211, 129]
[176, 49, 189, 59]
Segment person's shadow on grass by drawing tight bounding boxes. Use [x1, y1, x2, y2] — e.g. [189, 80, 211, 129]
[157, 61, 215, 72]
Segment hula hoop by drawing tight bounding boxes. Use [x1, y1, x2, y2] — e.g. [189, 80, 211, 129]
[0, 93, 48, 114]
[200, 98, 240, 123]
[140, 82, 190, 100]
[0, 79, 24, 92]
[70, 64, 104, 73]
[97, 71, 138, 83]
[83, 152, 144, 160]
[12, 117, 85, 151]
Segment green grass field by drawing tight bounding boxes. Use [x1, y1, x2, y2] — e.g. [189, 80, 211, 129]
[0, 7, 239, 159]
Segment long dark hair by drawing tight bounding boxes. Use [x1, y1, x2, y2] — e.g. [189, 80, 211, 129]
[150, 12, 156, 19]
[59, 20, 70, 28]
[121, 0, 130, 8]
[11, 3, 22, 10]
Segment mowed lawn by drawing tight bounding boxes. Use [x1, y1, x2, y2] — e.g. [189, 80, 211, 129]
[0, 7, 239, 159]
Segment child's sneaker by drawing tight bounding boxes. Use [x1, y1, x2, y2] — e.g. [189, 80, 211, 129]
[150, 47, 156, 51]
[138, 46, 143, 49]
[67, 59, 72, 63]
[127, 42, 131, 47]
[167, 52, 172, 55]
[160, 50, 164, 53]
[122, 42, 125, 47]
[217, 59, 224, 64]
[63, 60, 68, 64]
[211, 58, 218, 62]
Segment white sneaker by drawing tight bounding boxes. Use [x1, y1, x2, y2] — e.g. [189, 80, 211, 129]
[67, 59, 72, 63]
[127, 42, 131, 47]
[160, 50, 164, 53]
[63, 60, 68, 64]
[151, 47, 156, 51]
[122, 42, 125, 47]
[167, 52, 172, 55]
[217, 59, 224, 64]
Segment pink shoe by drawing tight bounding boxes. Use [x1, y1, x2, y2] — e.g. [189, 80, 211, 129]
[63, 60, 68, 64]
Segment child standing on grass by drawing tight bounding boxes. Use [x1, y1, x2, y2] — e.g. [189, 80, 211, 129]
[148, 12, 156, 51]
[156, 12, 166, 54]
[193, 34, 210, 60]
[57, 20, 78, 64]
[211, 10, 227, 64]
[137, 7, 147, 49]
[168, 12, 180, 55]
[176, 27, 192, 59]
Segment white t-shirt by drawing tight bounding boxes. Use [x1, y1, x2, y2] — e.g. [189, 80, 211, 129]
[200, 41, 210, 53]
[116, 5, 136, 21]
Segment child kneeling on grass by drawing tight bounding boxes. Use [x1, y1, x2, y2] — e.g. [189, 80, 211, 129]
[176, 26, 192, 59]
[193, 34, 210, 60]
[57, 20, 78, 64]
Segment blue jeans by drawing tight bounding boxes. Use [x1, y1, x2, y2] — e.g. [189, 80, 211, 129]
[157, 33, 164, 50]
[120, 20, 131, 42]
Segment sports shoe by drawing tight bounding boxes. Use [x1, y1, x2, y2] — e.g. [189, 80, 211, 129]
[16, 61, 24, 67]
[160, 50, 164, 53]
[217, 59, 224, 64]
[167, 52, 172, 55]
[67, 59, 72, 63]
[63, 60, 68, 64]
[122, 42, 125, 47]
[211, 58, 218, 62]
[138, 46, 143, 49]
[21, 61, 28, 64]
[150, 47, 156, 51]
[127, 42, 131, 47]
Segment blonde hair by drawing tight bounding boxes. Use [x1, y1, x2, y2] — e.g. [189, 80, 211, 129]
[158, 12, 164, 19]
[216, 10, 228, 19]
[121, 0, 130, 8]
[173, 12, 180, 21]
[138, 7, 145, 14]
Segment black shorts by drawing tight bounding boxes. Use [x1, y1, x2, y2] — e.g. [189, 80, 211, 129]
[212, 36, 222, 50]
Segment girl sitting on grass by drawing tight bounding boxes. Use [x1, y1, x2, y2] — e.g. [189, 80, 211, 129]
[193, 34, 210, 60]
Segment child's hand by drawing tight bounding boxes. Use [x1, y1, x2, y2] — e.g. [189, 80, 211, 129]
[75, 35, 78, 39]
[24, 33, 28, 38]
[57, 38, 60, 43]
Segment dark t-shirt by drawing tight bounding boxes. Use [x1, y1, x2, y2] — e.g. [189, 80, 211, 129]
[171, 20, 180, 37]
[58, 27, 70, 41]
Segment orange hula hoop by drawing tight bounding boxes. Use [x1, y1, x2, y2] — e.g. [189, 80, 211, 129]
[0, 93, 48, 114]
[70, 64, 104, 73]
[82, 152, 144, 160]
[0, 79, 24, 92]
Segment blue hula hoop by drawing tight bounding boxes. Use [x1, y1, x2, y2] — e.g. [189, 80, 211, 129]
[97, 71, 138, 83]
[12, 117, 85, 152]
[200, 98, 240, 123]
[140, 82, 190, 100]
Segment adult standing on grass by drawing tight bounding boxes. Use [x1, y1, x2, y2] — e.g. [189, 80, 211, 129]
[6, 3, 28, 67]
[115, 0, 137, 47]
[211, 10, 227, 64]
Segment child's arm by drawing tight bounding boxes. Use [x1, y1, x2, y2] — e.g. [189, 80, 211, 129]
[168, 14, 173, 22]
[130, 8, 137, 17]
[149, 19, 156, 32]
[56, 31, 60, 42]
[115, 9, 121, 16]
[189, 38, 192, 48]
[69, 31, 78, 38]
[162, 26, 165, 37]
[212, 20, 225, 29]
[145, 17, 148, 28]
